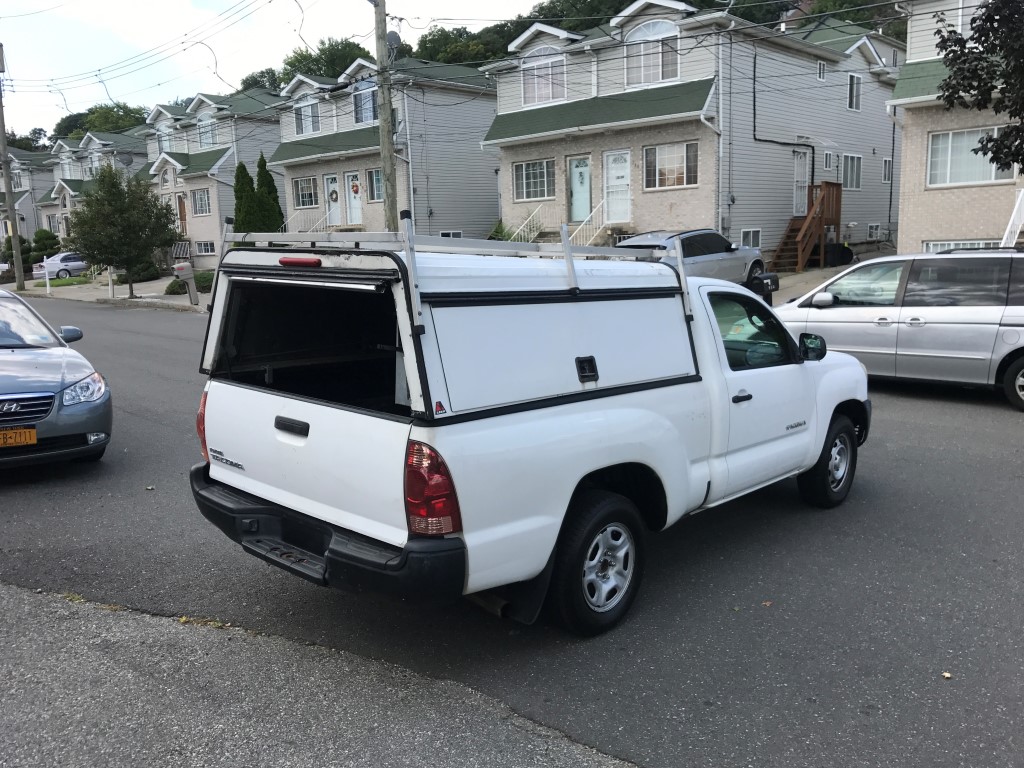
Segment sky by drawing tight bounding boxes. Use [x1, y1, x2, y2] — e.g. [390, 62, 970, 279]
[0, 0, 541, 139]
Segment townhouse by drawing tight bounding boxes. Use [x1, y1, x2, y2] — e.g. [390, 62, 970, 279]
[269, 57, 498, 238]
[1, 147, 50, 240]
[888, 0, 1023, 253]
[480, 0, 904, 269]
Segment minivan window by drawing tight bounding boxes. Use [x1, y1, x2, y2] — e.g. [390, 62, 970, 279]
[1010, 258, 1024, 306]
[823, 260, 906, 307]
[903, 258, 1010, 307]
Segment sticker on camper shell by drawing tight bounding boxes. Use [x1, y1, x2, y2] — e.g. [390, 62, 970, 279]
[434, 401, 447, 415]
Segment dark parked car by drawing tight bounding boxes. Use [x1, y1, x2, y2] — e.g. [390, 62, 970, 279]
[0, 290, 112, 466]
[616, 229, 765, 287]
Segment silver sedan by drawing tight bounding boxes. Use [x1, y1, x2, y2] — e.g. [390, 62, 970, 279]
[32, 252, 89, 280]
[615, 229, 765, 287]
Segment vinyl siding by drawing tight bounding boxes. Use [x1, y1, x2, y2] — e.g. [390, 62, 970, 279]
[231, 118, 286, 218]
[906, 0, 985, 62]
[401, 85, 499, 238]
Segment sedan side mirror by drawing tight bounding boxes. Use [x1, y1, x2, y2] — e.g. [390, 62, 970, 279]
[59, 326, 83, 344]
[811, 292, 835, 308]
[799, 333, 827, 361]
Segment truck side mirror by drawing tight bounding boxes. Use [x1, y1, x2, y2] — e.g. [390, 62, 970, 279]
[799, 333, 827, 361]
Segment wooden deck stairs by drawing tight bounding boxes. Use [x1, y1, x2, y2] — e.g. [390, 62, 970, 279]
[770, 181, 842, 273]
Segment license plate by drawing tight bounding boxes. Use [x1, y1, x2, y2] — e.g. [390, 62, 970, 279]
[0, 426, 37, 448]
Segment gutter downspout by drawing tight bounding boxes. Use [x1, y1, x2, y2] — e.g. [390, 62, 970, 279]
[714, 18, 736, 236]
[403, 87, 416, 229]
[886, 103, 902, 246]
[698, 84, 722, 234]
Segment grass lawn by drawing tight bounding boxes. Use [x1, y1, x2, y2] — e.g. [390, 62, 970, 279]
[33, 277, 92, 288]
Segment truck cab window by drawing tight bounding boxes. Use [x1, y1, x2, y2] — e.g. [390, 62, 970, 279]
[709, 293, 792, 371]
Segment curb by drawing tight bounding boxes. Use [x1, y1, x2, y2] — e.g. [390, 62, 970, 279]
[94, 297, 207, 313]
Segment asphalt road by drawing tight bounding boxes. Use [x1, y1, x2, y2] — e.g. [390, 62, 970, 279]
[2, 298, 1023, 768]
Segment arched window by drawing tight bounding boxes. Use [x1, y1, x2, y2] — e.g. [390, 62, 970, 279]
[625, 20, 678, 87]
[293, 97, 321, 135]
[353, 80, 379, 124]
[161, 169, 171, 189]
[522, 46, 566, 106]
[60, 194, 68, 210]
[198, 112, 217, 147]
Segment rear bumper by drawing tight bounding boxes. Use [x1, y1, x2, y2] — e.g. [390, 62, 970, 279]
[190, 463, 466, 601]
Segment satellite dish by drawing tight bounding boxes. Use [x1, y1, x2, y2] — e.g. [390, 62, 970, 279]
[386, 31, 402, 49]
[114, 151, 133, 168]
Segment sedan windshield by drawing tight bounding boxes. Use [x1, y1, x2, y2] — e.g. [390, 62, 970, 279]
[0, 298, 60, 348]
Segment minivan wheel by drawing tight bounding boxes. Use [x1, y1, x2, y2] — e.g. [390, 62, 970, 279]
[1003, 357, 1024, 412]
[548, 490, 646, 636]
[57, 269, 70, 279]
[745, 261, 764, 288]
[798, 415, 857, 508]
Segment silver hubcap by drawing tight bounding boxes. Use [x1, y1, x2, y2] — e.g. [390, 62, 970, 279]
[582, 523, 635, 613]
[828, 433, 852, 492]
[1014, 369, 1024, 402]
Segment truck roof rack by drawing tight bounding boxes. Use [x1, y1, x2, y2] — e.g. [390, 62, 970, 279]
[224, 210, 692, 323]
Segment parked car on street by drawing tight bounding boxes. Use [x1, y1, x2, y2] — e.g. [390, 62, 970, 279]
[774, 250, 1024, 410]
[32, 252, 88, 280]
[0, 290, 112, 466]
[615, 229, 765, 288]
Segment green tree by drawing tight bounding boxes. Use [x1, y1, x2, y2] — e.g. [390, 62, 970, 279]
[66, 164, 177, 298]
[5, 128, 48, 151]
[936, 0, 1023, 173]
[3, 235, 32, 268]
[240, 68, 282, 92]
[32, 228, 61, 260]
[83, 102, 148, 133]
[806, 0, 906, 39]
[281, 37, 372, 81]
[232, 161, 259, 233]
[52, 112, 88, 143]
[254, 153, 284, 232]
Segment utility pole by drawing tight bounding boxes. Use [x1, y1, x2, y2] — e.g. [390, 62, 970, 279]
[0, 44, 25, 291]
[369, 0, 399, 232]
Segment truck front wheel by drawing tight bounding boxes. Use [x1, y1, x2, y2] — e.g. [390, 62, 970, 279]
[548, 490, 647, 636]
[798, 415, 857, 508]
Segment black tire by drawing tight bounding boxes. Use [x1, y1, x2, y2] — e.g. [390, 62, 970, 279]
[548, 490, 646, 636]
[57, 269, 70, 279]
[1003, 357, 1024, 412]
[798, 415, 857, 508]
[745, 261, 764, 288]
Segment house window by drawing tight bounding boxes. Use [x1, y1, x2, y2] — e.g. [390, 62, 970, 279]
[625, 20, 678, 87]
[293, 176, 319, 208]
[157, 127, 172, 153]
[890, 49, 899, 67]
[817, 61, 826, 81]
[46, 214, 59, 232]
[513, 159, 556, 201]
[741, 229, 761, 249]
[842, 154, 862, 190]
[440, 231, 463, 238]
[293, 99, 321, 135]
[60, 156, 73, 178]
[191, 188, 211, 216]
[823, 152, 833, 171]
[867, 224, 880, 240]
[196, 241, 217, 254]
[11, 171, 23, 189]
[366, 168, 383, 202]
[198, 113, 217, 148]
[354, 81, 379, 124]
[883, 157, 893, 183]
[927, 127, 1014, 186]
[60, 194, 68, 210]
[522, 46, 566, 106]
[847, 74, 862, 111]
[643, 142, 698, 189]
[924, 239, 1000, 253]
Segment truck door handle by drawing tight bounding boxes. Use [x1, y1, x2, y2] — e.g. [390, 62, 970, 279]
[873, 317, 894, 326]
[905, 317, 926, 327]
[275, 416, 310, 437]
[732, 392, 753, 403]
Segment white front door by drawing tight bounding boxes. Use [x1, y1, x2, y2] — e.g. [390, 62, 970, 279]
[568, 156, 591, 222]
[793, 150, 809, 216]
[604, 150, 631, 223]
[324, 174, 340, 226]
[345, 172, 362, 226]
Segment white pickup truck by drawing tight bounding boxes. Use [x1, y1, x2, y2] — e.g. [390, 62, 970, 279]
[190, 223, 870, 635]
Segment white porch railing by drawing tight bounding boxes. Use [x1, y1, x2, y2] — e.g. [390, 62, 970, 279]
[280, 208, 332, 234]
[508, 204, 547, 243]
[570, 199, 606, 247]
[1000, 188, 1024, 247]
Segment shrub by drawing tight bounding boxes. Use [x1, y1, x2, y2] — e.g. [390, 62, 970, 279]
[164, 270, 215, 295]
[116, 259, 161, 285]
[3, 235, 33, 267]
[33, 229, 61, 260]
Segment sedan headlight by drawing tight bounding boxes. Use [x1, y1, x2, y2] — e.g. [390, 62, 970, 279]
[63, 372, 106, 406]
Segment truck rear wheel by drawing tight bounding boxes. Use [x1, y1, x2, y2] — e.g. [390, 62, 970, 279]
[548, 490, 646, 636]
[798, 415, 857, 508]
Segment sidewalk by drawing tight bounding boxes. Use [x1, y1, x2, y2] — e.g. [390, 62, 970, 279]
[3, 264, 850, 313]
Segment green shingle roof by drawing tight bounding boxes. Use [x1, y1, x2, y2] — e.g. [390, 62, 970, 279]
[7, 148, 49, 167]
[181, 148, 232, 176]
[792, 18, 875, 53]
[85, 130, 147, 153]
[195, 87, 280, 118]
[392, 58, 492, 90]
[891, 59, 948, 102]
[484, 78, 714, 144]
[268, 126, 380, 164]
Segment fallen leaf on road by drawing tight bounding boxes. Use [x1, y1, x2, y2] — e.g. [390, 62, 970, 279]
[941, 672, 952, 680]
[762, 600, 774, 607]
[145, 486, 155, 491]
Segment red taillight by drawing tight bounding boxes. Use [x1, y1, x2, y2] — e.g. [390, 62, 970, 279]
[405, 441, 462, 536]
[279, 256, 322, 267]
[197, 391, 209, 462]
